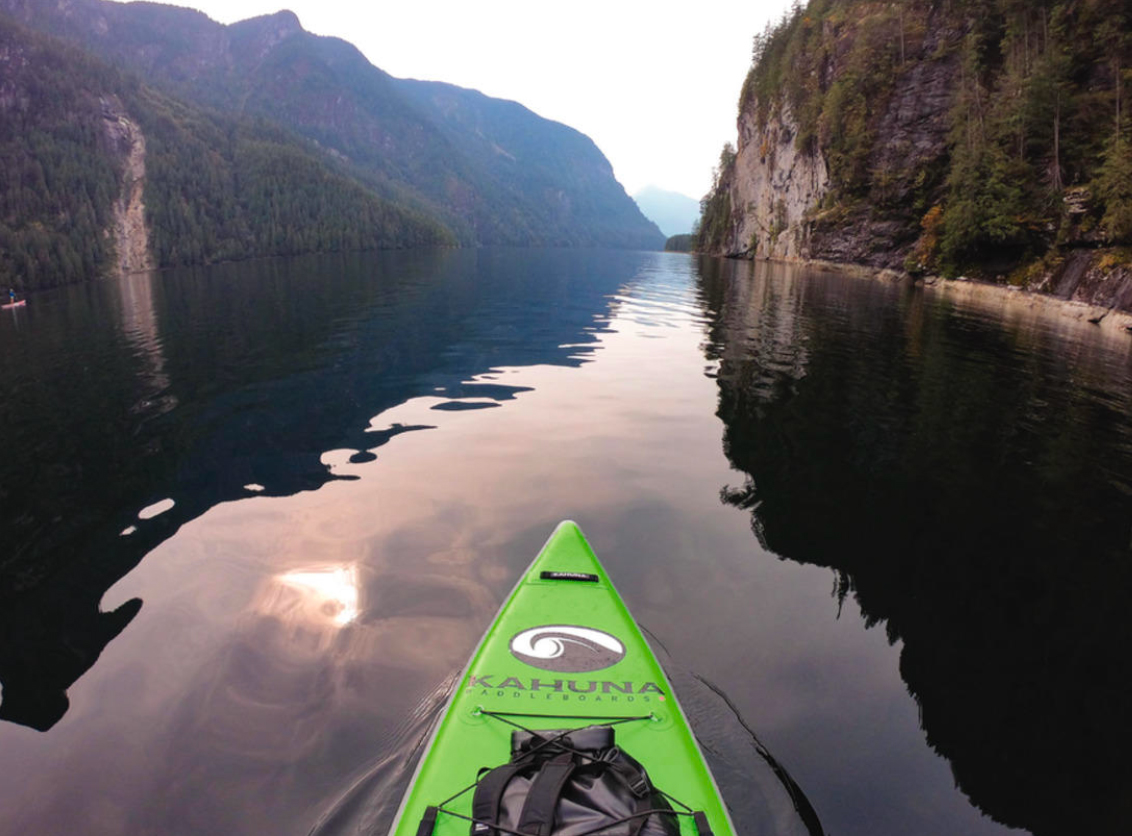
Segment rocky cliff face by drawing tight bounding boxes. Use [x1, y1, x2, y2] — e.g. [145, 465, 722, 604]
[1034, 251, 1132, 313]
[717, 4, 958, 268]
[727, 102, 829, 260]
[703, 0, 1132, 313]
[102, 96, 153, 275]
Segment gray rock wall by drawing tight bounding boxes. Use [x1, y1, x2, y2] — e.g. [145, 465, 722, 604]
[721, 5, 959, 269]
[726, 103, 829, 260]
[102, 96, 153, 275]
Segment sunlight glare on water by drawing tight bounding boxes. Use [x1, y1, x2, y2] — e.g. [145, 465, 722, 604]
[275, 566, 361, 627]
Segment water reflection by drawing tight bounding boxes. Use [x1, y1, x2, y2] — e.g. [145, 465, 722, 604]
[0, 250, 1058, 835]
[118, 270, 176, 417]
[0, 597, 141, 732]
[700, 257, 1132, 833]
[0, 249, 649, 730]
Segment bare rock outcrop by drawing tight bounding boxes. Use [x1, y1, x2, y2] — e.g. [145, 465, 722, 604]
[707, 1, 1132, 314]
[1035, 251, 1132, 312]
[721, 6, 958, 269]
[727, 103, 828, 260]
[101, 95, 153, 275]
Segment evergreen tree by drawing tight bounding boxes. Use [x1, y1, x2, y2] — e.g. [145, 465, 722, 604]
[1095, 136, 1132, 243]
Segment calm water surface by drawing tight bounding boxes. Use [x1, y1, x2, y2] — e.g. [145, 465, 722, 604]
[1, 250, 1131, 835]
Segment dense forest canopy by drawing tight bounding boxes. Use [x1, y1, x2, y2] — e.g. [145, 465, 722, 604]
[0, 17, 125, 289]
[136, 96, 454, 270]
[0, 15, 453, 291]
[664, 234, 695, 252]
[697, 0, 1132, 279]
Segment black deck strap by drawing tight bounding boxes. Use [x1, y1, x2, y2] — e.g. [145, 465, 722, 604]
[693, 812, 714, 836]
[471, 761, 527, 836]
[512, 726, 614, 758]
[602, 748, 651, 798]
[416, 806, 439, 836]
[516, 752, 576, 836]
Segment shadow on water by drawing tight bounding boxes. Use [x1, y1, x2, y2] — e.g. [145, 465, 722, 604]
[696, 257, 1132, 835]
[0, 248, 648, 731]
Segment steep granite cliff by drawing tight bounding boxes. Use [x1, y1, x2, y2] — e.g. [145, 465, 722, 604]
[699, 0, 1132, 312]
[729, 102, 830, 260]
[701, 3, 962, 268]
[102, 95, 153, 275]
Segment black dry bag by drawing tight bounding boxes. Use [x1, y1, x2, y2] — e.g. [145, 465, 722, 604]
[469, 726, 679, 836]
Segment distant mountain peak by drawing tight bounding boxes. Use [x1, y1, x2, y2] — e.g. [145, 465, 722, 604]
[632, 186, 700, 239]
[233, 8, 303, 36]
[634, 184, 693, 199]
[228, 8, 303, 56]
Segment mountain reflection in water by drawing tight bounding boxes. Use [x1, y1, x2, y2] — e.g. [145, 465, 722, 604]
[1, 251, 1130, 836]
[0, 249, 637, 732]
[699, 257, 1132, 834]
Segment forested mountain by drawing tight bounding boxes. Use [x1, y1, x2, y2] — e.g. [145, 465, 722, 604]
[0, 15, 452, 290]
[0, 18, 122, 289]
[697, 0, 1132, 309]
[396, 79, 663, 249]
[663, 234, 694, 252]
[0, 0, 662, 270]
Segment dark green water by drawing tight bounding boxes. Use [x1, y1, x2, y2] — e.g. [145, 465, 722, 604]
[1, 250, 1130, 835]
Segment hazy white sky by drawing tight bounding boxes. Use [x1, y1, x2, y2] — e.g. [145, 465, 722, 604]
[164, 0, 794, 200]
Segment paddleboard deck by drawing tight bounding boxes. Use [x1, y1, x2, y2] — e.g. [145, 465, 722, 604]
[388, 521, 736, 836]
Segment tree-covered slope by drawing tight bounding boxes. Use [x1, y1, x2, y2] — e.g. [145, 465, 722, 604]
[1, 0, 662, 251]
[136, 96, 453, 268]
[0, 16, 123, 288]
[697, 0, 1132, 299]
[0, 14, 453, 290]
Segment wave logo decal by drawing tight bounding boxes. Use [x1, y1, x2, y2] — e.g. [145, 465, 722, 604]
[509, 625, 625, 672]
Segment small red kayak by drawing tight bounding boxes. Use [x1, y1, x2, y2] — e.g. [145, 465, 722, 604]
[2, 299, 26, 309]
